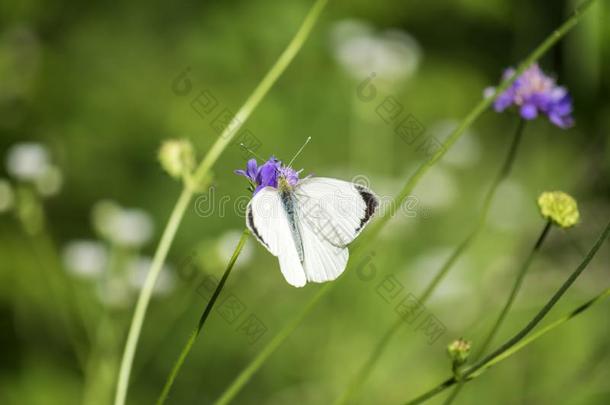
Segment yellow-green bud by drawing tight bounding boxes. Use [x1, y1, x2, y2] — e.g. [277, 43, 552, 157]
[447, 338, 471, 365]
[537, 191, 579, 228]
[158, 139, 195, 179]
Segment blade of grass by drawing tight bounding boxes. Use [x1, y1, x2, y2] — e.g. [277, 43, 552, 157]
[216, 1, 596, 401]
[156, 230, 249, 405]
[114, 1, 329, 403]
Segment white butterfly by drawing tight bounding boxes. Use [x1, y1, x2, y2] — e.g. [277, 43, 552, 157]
[246, 174, 379, 287]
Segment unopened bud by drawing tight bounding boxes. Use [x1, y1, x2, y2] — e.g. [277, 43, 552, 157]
[158, 139, 195, 179]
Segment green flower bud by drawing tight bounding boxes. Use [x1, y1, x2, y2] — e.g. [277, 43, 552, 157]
[537, 191, 579, 228]
[158, 139, 195, 179]
[447, 338, 471, 365]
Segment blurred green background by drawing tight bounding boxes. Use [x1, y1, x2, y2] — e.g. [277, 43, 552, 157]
[1, 0, 609, 404]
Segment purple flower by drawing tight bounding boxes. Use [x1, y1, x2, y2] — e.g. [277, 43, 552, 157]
[234, 157, 300, 195]
[485, 64, 574, 128]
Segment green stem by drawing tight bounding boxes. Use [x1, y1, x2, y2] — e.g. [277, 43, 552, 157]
[470, 286, 610, 376]
[115, 188, 193, 405]
[423, 118, 526, 304]
[335, 118, 526, 405]
[402, 219, 610, 405]
[477, 220, 552, 357]
[216, 0, 595, 402]
[156, 230, 249, 405]
[113, 1, 328, 404]
[445, 220, 552, 404]
[213, 282, 332, 405]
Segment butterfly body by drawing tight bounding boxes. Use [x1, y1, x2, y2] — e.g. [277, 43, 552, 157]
[278, 184, 305, 263]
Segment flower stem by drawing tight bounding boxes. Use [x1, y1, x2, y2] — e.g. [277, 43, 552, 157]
[335, 118, 526, 405]
[156, 230, 249, 405]
[477, 220, 552, 357]
[444, 220, 552, 405]
[422, 118, 526, 303]
[115, 187, 193, 405]
[402, 219, 610, 405]
[470, 285, 610, 376]
[112, 1, 328, 403]
[215, 1, 595, 402]
[213, 282, 333, 405]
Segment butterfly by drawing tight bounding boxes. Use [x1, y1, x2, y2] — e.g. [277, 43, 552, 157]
[236, 139, 379, 287]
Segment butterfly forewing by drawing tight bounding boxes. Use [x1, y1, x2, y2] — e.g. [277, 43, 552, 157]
[246, 187, 307, 287]
[294, 177, 379, 247]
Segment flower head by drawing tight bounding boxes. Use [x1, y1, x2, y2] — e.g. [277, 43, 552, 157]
[6, 142, 50, 181]
[235, 157, 300, 195]
[537, 191, 579, 228]
[62, 240, 109, 279]
[331, 19, 421, 84]
[447, 338, 471, 365]
[91, 200, 154, 247]
[485, 64, 574, 128]
[158, 139, 195, 179]
[127, 256, 175, 297]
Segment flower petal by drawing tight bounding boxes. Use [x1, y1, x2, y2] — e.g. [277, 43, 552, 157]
[549, 112, 574, 129]
[520, 103, 538, 120]
[246, 159, 258, 179]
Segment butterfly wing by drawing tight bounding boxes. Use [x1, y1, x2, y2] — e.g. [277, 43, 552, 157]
[246, 187, 307, 287]
[294, 177, 379, 248]
[298, 218, 349, 283]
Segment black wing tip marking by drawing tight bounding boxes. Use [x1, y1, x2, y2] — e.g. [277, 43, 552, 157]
[355, 184, 379, 232]
[247, 206, 269, 249]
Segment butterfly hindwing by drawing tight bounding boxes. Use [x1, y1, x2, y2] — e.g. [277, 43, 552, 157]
[299, 220, 349, 283]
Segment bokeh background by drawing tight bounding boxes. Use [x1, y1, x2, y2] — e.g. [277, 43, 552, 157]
[1, 0, 609, 404]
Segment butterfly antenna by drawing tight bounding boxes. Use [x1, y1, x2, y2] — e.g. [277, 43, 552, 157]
[287, 136, 312, 167]
[239, 143, 265, 161]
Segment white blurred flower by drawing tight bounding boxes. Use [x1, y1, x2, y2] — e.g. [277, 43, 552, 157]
[96, 278, 132, 308]
[216, 229, 254, 269]
[6, 142, 50, 181]
[91, 200, 154, 248]
[331, 19, 421, 83]
[92, 200, 121, 236]
[35, 165, 63, 196]
[431, 120, 481, 168]
[127, 256, 175, 296]
[0, 179, 14, 213]
[62, 240, 108, 279]
[412, 166, 457, 210]
[408, 247, 472, 301]
[489, 180, 528, 232]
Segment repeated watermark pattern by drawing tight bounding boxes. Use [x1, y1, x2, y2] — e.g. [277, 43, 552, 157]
[354, 250, 446, 344]
[193, 176, 429, 221]
[176, 252, 267, 345]
[172, 67, 262, 160]
[356, 72, 445, 160]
